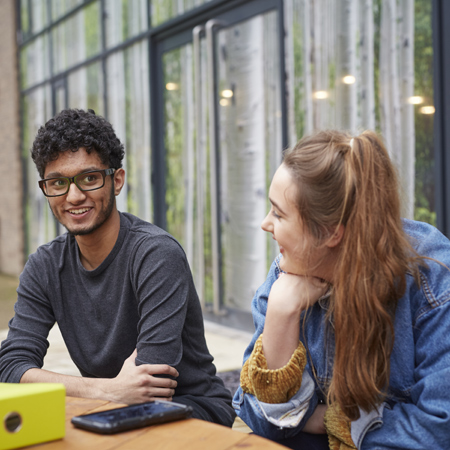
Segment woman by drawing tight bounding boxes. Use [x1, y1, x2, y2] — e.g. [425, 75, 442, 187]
[232, 130, 450, 449]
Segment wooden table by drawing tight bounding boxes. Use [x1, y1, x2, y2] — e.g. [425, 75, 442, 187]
[29, 396, 286, 449]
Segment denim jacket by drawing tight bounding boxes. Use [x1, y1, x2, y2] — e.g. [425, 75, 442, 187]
[233, 220, 450, 449]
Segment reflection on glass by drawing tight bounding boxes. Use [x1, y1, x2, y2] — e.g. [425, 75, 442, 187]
[163, 46, 195, 253]
[22, 86, 54, 256]
[162, 11, 281, 312]
[162, 43, 211, 302]
[217, 11, 282, 312]
[151, 0, 212, 27]
[409, 96, 424, 105]
[342, 75, 356, 85]
[104, 0, 148, 48]
[20, 34, 50, 90]
[52, 1, 101, 75]
[30, 0, 48, 34]
[20, 1, 30, 37]
[286, 0, 434, 225]
[414, 0, 434, 226]
[107, 41, 151, 222]
[68, 62, 104, 114]
[51, 0, 84, 21]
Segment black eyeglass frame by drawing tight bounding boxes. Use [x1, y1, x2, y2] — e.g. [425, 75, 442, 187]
[38, 168, 116, 197]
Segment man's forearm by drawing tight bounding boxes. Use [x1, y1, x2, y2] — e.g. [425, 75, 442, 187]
[20, 354, 178, 405]
[20, 368, 112, 401]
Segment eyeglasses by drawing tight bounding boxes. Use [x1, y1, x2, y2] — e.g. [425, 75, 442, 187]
[38, 168, 116, 197]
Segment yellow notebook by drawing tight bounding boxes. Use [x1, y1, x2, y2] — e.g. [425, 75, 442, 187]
[0, 383, 65, 450]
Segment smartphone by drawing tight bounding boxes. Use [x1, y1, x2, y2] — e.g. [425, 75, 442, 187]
[71, 400, 193, 434]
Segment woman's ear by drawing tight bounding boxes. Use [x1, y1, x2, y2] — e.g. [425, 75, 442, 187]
[326, 224, 345, 248]
[113, 168, 126, 196]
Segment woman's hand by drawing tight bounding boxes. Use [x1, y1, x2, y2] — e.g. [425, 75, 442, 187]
[269, 272, 329, 314]
[262, 273, 328, 370]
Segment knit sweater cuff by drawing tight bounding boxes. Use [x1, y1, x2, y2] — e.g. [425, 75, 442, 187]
[240, 334, 307, 404]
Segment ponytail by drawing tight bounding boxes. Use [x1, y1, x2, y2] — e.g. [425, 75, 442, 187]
[283, 130, 422, 420]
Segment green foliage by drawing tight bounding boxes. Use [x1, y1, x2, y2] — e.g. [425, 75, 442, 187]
[163, 48, 186, 247]
[20, 0, 30, 37]
[293, 18, 305, 139]
[122, 0, 130, 40]
[414, 206, 436, 226]
[372, 0, 382, 133]
[152, 0, 175, 27]
[86, 63, 103, 114]
[84, 2, 101, 59]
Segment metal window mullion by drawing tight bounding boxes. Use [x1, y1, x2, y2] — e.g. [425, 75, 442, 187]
[100, 0, 108, 118]
[19, 0, 98, 47]
[149, 38, 166, 230]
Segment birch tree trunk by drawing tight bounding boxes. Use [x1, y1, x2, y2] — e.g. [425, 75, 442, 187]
[379, 0, 402, 166]
[313, 0, 325, 130]
[360, 0, 375, 129]
[106, 52, 127, 213]
[219, 17, 267, 312]
[302, 0, 313, 135]
[400, 0, 415, 219]
[284, 0, 298, 146]
[335, 0, 357, 132]
[182, 45, 195, 265]
[264, 12, 283, 264]
[129, 41, 152, 222]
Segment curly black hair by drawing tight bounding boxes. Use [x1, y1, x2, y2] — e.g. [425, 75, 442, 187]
[31, 109, 125, 178]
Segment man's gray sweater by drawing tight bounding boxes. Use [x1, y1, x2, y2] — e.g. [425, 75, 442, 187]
[0, 212, 234, 426]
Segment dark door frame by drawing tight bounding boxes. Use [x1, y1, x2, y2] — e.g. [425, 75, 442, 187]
[149, 0, 287, 230]
[149, 0, 286, 330]
[433, 0, 450, 236]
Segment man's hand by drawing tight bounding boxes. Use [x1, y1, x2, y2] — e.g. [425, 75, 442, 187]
[103, 349, 179, 405]
[21, 350, 179, 405]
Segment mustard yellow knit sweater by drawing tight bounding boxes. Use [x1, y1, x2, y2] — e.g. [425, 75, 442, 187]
[240, 335, 356, 450]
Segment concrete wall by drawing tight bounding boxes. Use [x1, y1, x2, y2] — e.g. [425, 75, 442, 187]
[0, 0, 24, 276]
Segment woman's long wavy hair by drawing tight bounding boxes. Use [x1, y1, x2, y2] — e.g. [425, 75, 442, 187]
[283, 129, 422, 420]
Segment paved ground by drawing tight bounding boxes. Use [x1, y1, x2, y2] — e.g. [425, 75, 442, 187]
[0, 320, 253, 432]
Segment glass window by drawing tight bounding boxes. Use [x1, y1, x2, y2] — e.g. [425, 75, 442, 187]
[67, 61, 105, 114]
[284, 0, 434, 224]
[104, 0, 148, 48]
[20, 33, 50, 90]
[52, 1, 101, 75]
[51, 0, 84, 22]
[413, 0, 434, 225]
[22, 86, 55, 256]
[107, 41, 151, 221]
[20, 0, 30, 38]
[151, 0, 212, 27]
[30, 0, 49, 34]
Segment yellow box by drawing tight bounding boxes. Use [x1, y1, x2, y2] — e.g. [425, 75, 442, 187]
[0, 383, 65, 450]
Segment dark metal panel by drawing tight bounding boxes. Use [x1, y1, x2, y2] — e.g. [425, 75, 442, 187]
[100, 0, 108, 119]
[149, 35, 167, 229]
[433, 0, 450, 236]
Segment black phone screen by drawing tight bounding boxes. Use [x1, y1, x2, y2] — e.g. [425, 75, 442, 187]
[71, 400, 193, 434]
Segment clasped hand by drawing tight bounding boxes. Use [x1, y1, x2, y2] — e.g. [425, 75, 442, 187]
[106, 349, 179, 404]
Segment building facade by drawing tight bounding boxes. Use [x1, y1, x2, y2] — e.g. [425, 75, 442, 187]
[0, 0, 445, 330]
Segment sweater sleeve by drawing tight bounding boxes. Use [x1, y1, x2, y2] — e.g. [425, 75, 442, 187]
[240, 334, 307, 404]
[0, 254, 55, 382]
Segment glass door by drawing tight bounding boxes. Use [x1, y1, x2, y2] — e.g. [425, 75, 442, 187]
[155, 0, 286, 329]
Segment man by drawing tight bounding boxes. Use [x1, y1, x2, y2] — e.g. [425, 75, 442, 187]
[0, 108, 235, 426]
